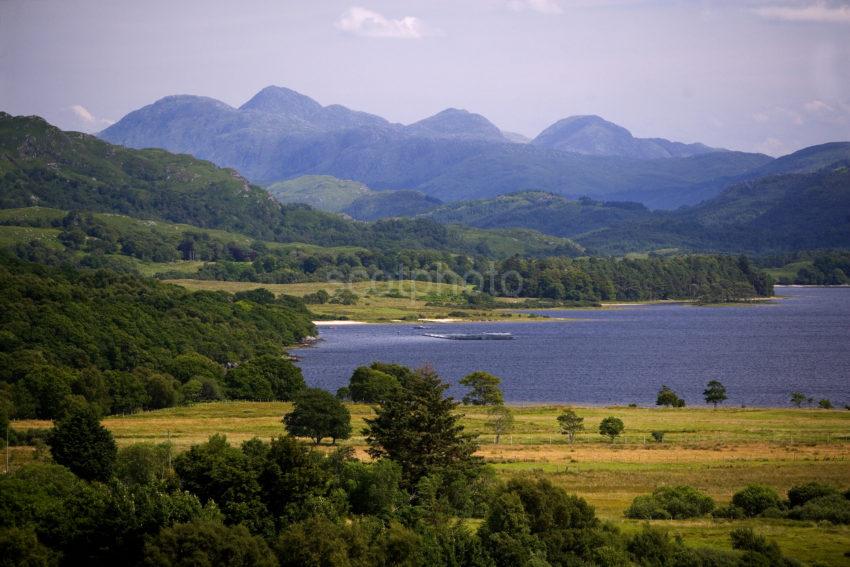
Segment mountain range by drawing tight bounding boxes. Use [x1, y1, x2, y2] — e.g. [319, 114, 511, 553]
[4, 111, 849, 256]
[100, 85, 786, 209]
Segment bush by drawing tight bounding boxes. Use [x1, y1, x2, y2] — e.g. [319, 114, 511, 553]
[651, 431, 664, 443]
[788, 482, 840, 507]
[712, 504, 746, 519]
[818, 399, 833, 409]
[656, 385, 686, 407]
[731, 485, 782, 517]
[786, 494, 850, 524]
[625, 485, 715, 519]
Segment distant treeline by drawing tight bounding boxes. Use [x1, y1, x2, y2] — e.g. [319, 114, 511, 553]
[0, 257, 315, 421]
[759, 250, 850, 285]
[482, 255, 773, 302]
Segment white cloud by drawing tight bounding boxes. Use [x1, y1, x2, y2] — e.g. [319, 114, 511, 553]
[507, 0, 564, 14]
[755, 137, 791, 156]
[753, 2, 850, 24]
[803, 99, 836, 113]
[68, 104, 113, 129]
[335, 7, 426, 39]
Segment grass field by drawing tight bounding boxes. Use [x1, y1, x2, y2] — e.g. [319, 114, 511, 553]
[164, 278, 548, 322]
[11, 403, 850, 564]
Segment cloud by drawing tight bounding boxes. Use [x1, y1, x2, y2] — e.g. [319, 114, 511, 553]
[755, 137, 791, 156]
[803, 99, 835, 113]
[334, 7, 426, 38]
[68, 104, 113, 129]
[753, 2, 850, 24]
[507, 0, 564, 14]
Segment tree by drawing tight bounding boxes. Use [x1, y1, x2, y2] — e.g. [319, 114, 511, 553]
[348, 366, 400, 403]
[703, 380, 727, 408]
[226, 355, 306, 401]
[486, 405, 514, 444]
[790, 391, 806, 408]
[48, 405, 117, 481]
[284, 388, 351, 444]
[459, 371, 504, 406]
[656, 385, 685, 407]
[364, 365, 479, 486]
[144, 521, 277, 567]
[556, 409, 584, 443]
[599, 416, 624, 443]
[818, 399, 833, 409]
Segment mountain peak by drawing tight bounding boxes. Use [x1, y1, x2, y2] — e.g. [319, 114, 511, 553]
[239, 85, 323, 117]
[532, 115, 720, 159]
[407, 108, 507, 142]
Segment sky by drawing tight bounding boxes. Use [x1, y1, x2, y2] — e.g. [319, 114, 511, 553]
[1, 0, 849, 156]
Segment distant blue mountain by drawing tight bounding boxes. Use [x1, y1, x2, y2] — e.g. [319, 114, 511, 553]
[100, 86, 775, 208]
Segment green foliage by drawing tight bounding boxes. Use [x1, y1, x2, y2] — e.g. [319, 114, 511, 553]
[365, 364, 480, 487]
[790, 391, 807, 408]
[225, 355, 306, 401]
[0, 257, 314, 417]
[48, 405, 117, 482]
[624, 486, 715, 519]
[818, 398, 833, 409]
[731, 485, 782, 517]
[480, 477, 603, 566]
[115, 443, 176, 488]
[787, 482, 841, 508]
[703, 380, 727, 407]
[484, 254, 773, 303]
[651, 431, 665, 443]
[143, 521, 277, 567]
[786, 494, 850, 524]
[486, 405, 514, 444]
[598, 417, 624, 442]
[347, 365, 401, 403]
[0, 526, 59, 567]
[656, 385, 686, 408]
[460, 371, 505, 406]
[0, 463, 211, 565]
[556, 409, 584, 443]
[283, 388, 352, 444]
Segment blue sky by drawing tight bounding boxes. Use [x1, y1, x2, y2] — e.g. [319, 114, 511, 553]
[1, 0, 849, 155]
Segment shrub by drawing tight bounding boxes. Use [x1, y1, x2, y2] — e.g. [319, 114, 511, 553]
[656, 385, 685, 408]
[144, 521, 277, 567]
[651, 431, 664, 443]
[731, 485, 782, 517]
[786, 494, 850, 524]
[712, 504, 746, 519]
[818, 399, 833, 409]
[624, 485, 715, 519]
[788, 482, 840, 507]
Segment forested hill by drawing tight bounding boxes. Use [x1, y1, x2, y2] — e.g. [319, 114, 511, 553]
[0, 256, 315, 419]
[0, 113, 581, 258]
[580, 164, 850, 254]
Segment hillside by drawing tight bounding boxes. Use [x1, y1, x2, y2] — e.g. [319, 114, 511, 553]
[0, 113, 585, 259]
[99, 86, 774, 208]
[581, 164, 850, 254]
[267, 175, 441, 220]
[423, 191, 652, 238]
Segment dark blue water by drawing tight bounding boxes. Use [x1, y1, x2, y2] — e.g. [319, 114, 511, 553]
[295, 287, 850, 406]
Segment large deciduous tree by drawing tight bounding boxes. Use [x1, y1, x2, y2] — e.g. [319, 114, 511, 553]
[283, 388, 351, 445]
